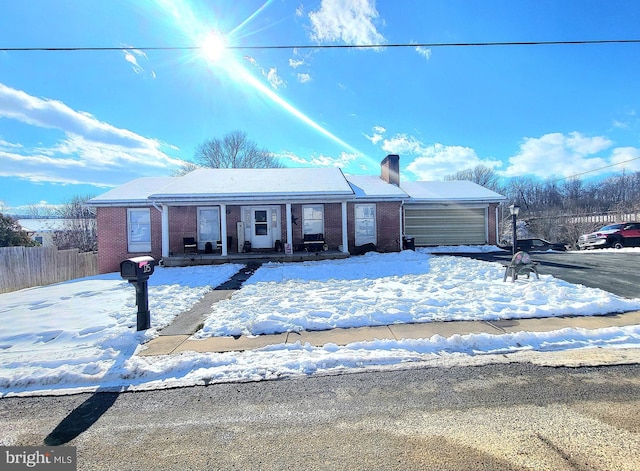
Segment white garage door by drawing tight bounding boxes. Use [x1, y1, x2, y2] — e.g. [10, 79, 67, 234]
[404, 206, 487, 246]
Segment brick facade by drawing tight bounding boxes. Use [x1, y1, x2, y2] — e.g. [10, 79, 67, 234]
[96, 201, 497, 273]
[96, 207, 163, 274]
[346, 201, 402, 252]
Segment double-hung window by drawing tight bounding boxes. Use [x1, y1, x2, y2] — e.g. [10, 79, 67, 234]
[302, 205, 324, 235]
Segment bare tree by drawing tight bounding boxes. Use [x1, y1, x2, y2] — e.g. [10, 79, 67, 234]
[52, 195, 97, 252]
[175, 131, 283, 175]
[444, 165, 502, 193]
[172, 161, 199, 176]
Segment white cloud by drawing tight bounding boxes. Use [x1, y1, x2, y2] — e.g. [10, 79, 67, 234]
[415, 46, 432, 60]
[278, 151, 359, 167]
[502, 132, 614, 178]
[123, 50, 144, 74]
[289, 58, 305, 68]
[364, 125, 386, 145]
[381, 133, 426, 155]
[243, 57, 286, 89]
[297, 73, 312, 83]
[367, 131, 501, 180]
[0, 83, 183, 186]
[308, 0, 386, 47]
[0, 138, 23, 149]
[406, 143, 503, 180]
[122, 48, 155, 78]
[243, 56, 258, 66]
[610, 147, 640, 172]
[266, 68, 284, 89]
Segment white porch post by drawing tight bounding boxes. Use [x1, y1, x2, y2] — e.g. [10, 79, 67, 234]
[220, 203, 228, 256]
[341, 201, 349, 253]
[161, 204, 169, 258]
[286, 203, 293, 255]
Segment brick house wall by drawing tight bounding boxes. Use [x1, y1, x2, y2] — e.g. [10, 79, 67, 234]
[96, 206, 163, 274]
[167, 206, 197, 256]
[97, 199, 502, 273]
[286, 202, 401, 252]
[224, 206, 242, 253]
[346, 201, 402, 253]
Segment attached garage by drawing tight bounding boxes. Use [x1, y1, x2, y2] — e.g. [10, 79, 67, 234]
[404, 205, 488, 246]
[401, 180, 505, 247]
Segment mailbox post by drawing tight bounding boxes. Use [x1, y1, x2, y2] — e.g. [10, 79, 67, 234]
[120, 256, 155, 331]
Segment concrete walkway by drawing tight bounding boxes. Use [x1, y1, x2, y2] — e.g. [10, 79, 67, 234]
[139, 310, 640, 356]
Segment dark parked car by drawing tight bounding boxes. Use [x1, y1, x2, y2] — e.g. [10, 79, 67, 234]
[577, 222, 640, 250]
[501, 238, 568, 252]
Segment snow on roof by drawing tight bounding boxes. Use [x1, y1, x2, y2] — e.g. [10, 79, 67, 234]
[401, 180, 505, 202]
[17, 219, 71, 232]
[88, 177, 177, 205]
[150, 167, 354, 201]
[87, 169, 506, 206]
[345, 175, 408, 199]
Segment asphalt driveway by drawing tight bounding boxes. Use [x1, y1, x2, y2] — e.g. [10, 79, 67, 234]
[450, 251, 640, 299]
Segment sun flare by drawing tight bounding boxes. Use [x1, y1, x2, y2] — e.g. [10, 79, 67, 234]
[200, 31, 227, 62]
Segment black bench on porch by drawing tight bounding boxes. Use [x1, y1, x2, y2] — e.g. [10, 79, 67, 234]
[300, 233, 327, 252]
[183, 237, 197, 254]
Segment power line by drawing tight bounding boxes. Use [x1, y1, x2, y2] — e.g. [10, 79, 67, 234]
[2, 38, 640, 52]
[548, 155, 640, 184]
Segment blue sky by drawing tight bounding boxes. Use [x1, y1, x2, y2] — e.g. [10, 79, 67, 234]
[1, 0, 639, 212]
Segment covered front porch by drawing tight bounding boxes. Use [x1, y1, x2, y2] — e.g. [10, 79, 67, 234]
[160, 249, 350, 267]
[159, 201, 351, 260]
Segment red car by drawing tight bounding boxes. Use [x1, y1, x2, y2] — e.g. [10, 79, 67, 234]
[577, 222, 640, 250]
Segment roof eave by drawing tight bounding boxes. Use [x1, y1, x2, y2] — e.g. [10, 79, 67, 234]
[407, 197, 506, 204]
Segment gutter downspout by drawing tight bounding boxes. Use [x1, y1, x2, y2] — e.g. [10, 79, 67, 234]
[286, 203, 293, 255]
[399, 200, 405, 251]
[220, 203, 228, 256]
[495, 204, 500, 246]
[341, 201, 349, 254]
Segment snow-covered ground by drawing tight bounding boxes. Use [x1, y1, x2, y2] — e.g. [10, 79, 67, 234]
[1, 249, 640, 397]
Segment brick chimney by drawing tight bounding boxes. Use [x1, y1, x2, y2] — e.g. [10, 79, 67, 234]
[380, 154, 400, 186]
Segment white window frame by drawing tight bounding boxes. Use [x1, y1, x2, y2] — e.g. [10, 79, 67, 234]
[355, 203, 377, 246]
[127, 208, 151, 252]
[302, 204, 324, 235]
[197, 207, 221, 251]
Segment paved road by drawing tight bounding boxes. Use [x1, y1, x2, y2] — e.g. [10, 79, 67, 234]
[454, 251, 640, 299]
[2, 363, 640, 470]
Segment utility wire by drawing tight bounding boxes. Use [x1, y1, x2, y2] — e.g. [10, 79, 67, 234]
[548, 155, 640, 184]
[2, 38, 640, 52]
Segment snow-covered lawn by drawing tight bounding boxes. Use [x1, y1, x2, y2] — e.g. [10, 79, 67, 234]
[1, 250, 640, 397]
[196, 250, 638, 337]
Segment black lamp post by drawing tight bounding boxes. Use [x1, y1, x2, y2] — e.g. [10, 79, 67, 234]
[509, 204, 520, 255]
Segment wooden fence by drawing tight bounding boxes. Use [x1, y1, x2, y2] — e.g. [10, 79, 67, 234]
[0, 246, 98, 294]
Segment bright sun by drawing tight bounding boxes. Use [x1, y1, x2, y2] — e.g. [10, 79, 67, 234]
[200, 31, 228, 62]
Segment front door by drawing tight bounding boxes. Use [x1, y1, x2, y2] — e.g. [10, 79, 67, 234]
[251, 209, 272, 249]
